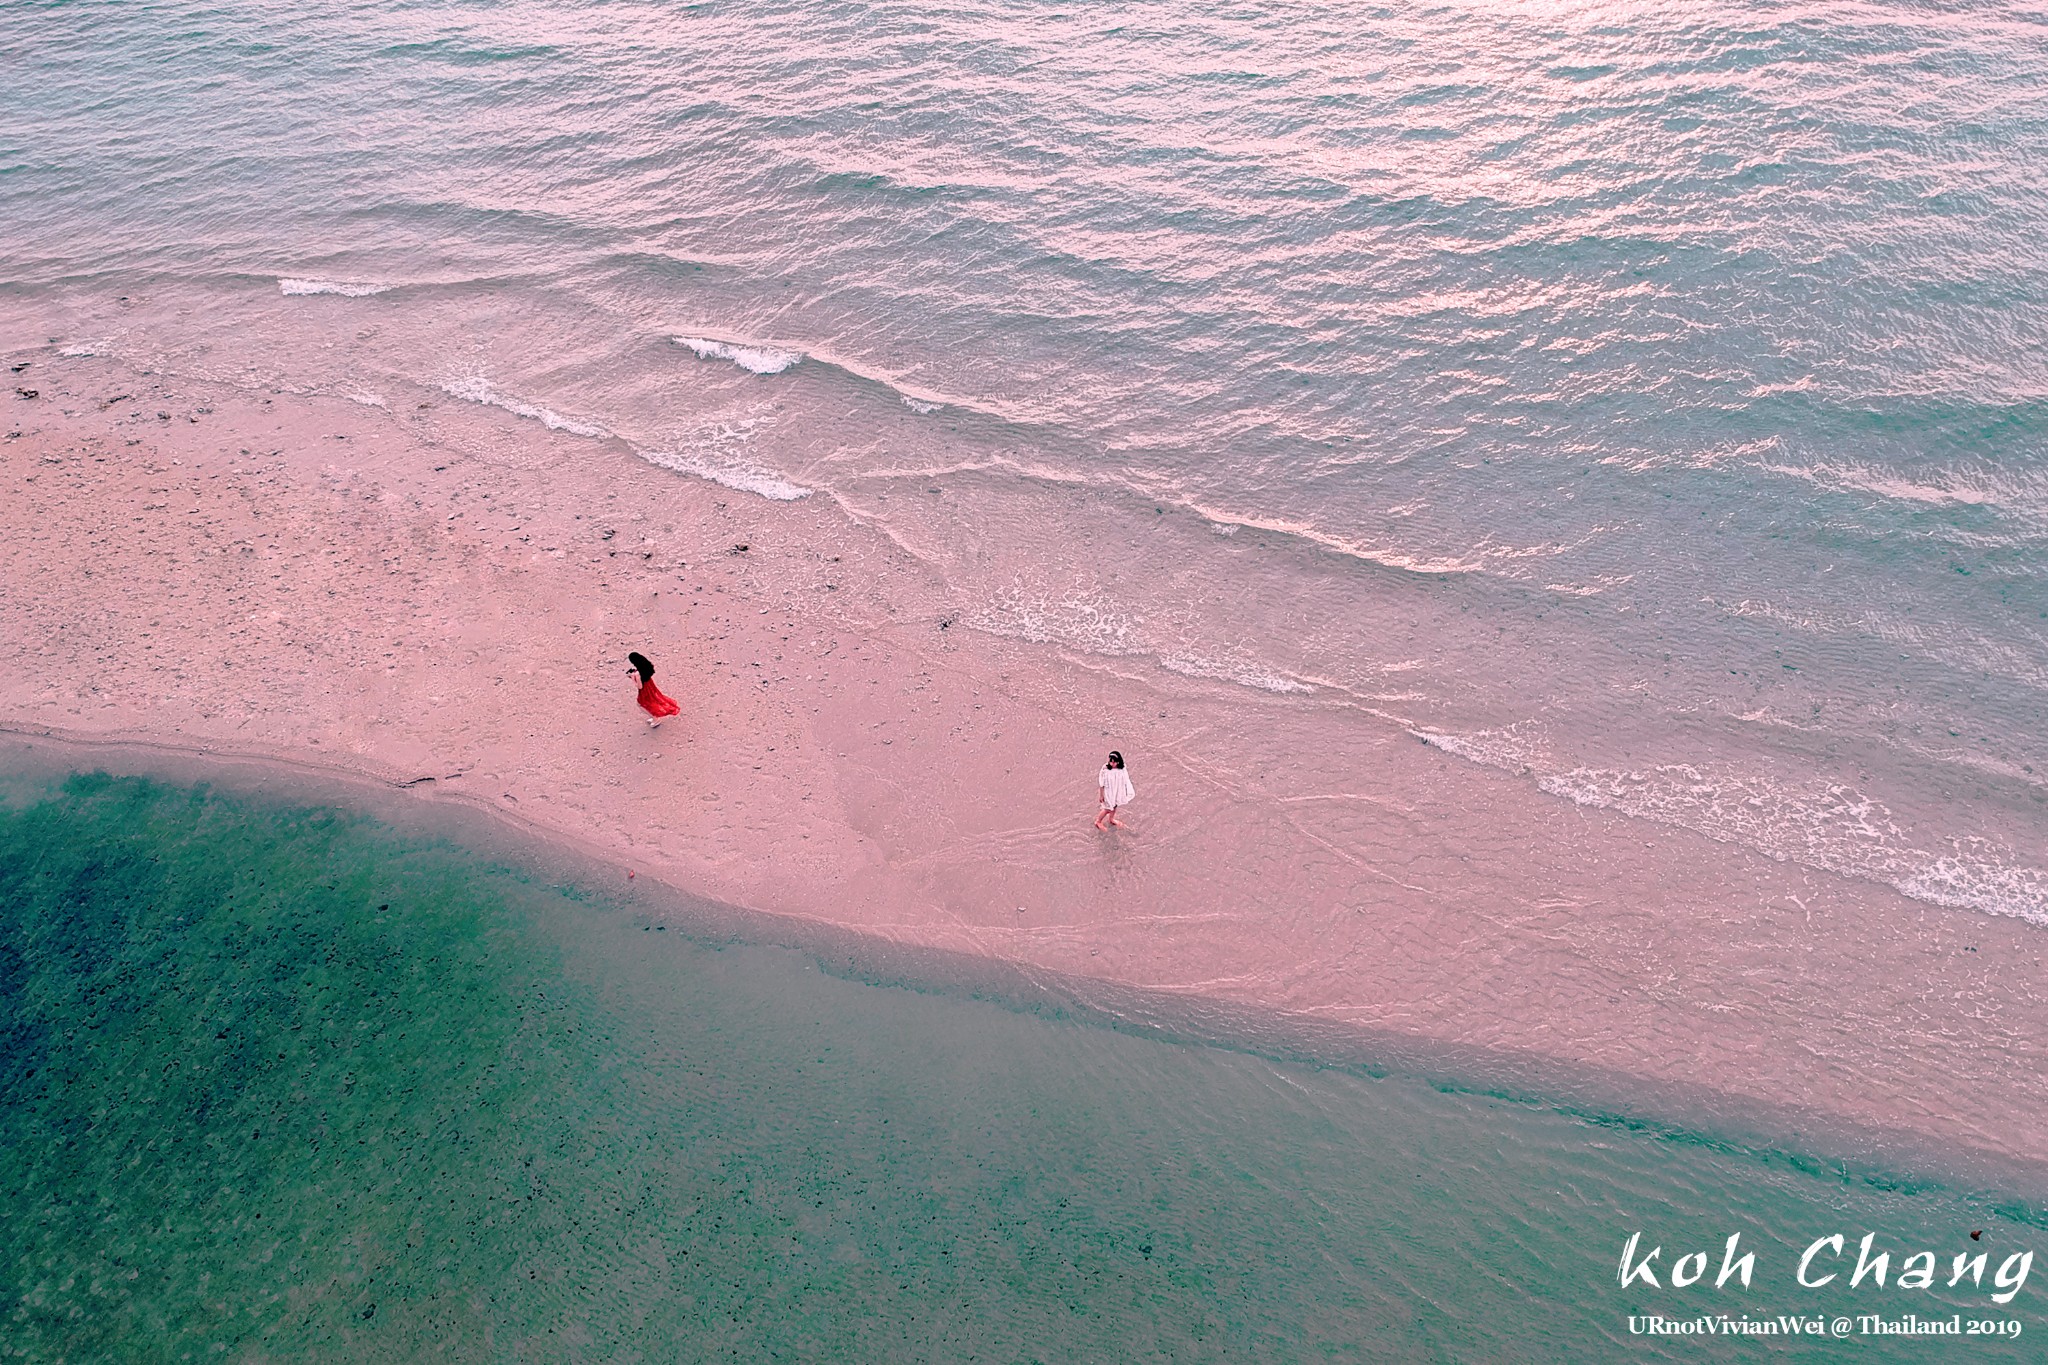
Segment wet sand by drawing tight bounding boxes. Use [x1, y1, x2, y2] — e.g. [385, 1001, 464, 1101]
[5, 345, 2044, 1182]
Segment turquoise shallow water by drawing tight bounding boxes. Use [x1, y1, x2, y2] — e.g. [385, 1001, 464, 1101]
[1, 771, 2040, 1361]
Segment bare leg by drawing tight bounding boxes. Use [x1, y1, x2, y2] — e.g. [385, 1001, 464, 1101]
[1094, 804, 1110, 831]
[1107, 806, 1127, 829]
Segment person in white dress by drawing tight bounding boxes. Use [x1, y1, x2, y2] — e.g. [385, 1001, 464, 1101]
[1095, 750, 1135, 830]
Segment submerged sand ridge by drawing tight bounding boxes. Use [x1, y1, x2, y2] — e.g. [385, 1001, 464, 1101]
[4, 346, 2044, 1178]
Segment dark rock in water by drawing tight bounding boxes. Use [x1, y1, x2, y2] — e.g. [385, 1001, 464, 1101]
[14, 388, 36, 399]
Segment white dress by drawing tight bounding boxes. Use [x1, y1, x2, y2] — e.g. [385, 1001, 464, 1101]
[1099, 765, 1135, 809]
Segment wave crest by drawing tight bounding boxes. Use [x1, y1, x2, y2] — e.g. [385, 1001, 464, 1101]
[438, 377, 611, 439]
[675, 335, 803, 375]
[636, 448, 811, 501]
[280, 278, 391, 298]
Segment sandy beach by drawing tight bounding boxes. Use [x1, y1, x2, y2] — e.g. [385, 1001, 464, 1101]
[6, 342, 2044, 1185]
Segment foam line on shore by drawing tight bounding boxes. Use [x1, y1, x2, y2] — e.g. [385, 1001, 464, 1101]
[1413, 728, 2048, 926]
[438, 376, 612, 439]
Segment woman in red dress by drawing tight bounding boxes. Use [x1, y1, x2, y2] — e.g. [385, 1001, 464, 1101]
[627, 652, 681, 727]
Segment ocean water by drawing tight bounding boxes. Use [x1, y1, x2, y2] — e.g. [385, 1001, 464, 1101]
[0, 771, 2041, 1362]
[3, 0, 2043, 924]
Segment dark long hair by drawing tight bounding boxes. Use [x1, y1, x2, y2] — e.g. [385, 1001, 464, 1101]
[1106, 750, 1124, 769]
[628, 652, 656, 683]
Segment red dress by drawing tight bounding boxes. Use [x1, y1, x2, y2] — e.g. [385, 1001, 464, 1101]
[636, 677, 681, 718]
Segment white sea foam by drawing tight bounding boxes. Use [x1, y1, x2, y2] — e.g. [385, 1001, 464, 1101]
[675, 336, 803, 375]
[344, 390, 387, 408]
[1542, 574, 1633, 597]
[1415, 729, 2048, 923]
[1160, 654, 1315, 695]
[902, 395, 941, 415]
[636, 448, 812, 501]
[1536, 765, 1895, 871]
[58, 342, 106, 358]
[628, 406, 810, 500]
[964, 584, 1146, 656]
[1411, 724, 1547, 774]
[1896, 847, 2048, 921]
[1561, 762, 2044, 924]
[968, 586, 1314, 695]
[280, 278, 391, 298]
[438, 377, 611, 439]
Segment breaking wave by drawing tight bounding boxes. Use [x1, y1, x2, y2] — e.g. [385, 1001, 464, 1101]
[675, 336, 803, 375]
[437, 377, 611, 439]
[635, 448, 811, 501]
